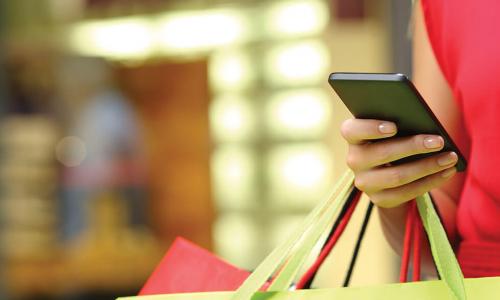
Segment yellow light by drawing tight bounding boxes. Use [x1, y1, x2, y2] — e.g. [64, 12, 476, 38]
[211, 146, 257, 210]
[214, 213, 259, 269]
[70, 18, 154, 59]
[266, 89, 331, 139]
[267, 144, 332, 208]
[209, 50, 254, 91]
[157, 10, 249, 53]
[265, 41, 330, 86]
[265, 0, 329, 37]
[210, 94, 255, 142]
[283, 152, 326, 188]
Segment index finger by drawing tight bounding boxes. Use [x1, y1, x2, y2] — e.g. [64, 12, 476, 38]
[340, 118, 397, 145]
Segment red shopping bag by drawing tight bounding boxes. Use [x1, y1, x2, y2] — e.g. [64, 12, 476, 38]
[139, 237, 252, 295]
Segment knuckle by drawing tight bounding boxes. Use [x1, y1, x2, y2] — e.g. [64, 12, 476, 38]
[412, 135, 426, 151]
[346, 152, 359, 170]
[401, 187, 421, 203]
[340, 119, 354, 139]
[354, 175, 367, 191]
[385, 168, 404, 187]
[373, 145, 392, 163]
[416, 176, 440, 195]
[430, 157, 443, 171]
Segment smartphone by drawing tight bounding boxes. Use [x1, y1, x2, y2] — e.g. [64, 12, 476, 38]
[329, 72, 466, 171]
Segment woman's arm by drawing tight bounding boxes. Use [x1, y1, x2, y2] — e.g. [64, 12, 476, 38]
[378, 0, 468, 258]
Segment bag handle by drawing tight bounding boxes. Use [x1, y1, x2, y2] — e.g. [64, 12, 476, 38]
[233, 179, 467, 300]
[400, 200, 417, 282]
[231, 170, 355, 300]
[295, 189, 363, 289]
[276, 193, 467, 300]
[342, 200, 374, 287]
[266, 187, 360, 292]
[400, 200, 424, 282]
[415, 193, 466, 300]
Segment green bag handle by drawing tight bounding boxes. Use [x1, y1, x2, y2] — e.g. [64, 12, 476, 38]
[231, 170, 355, 300]
[269, 193, 467, 300]
[416, 193, 466, 300]
[233, 176, 467, 300]
[266, 180, 356, 291]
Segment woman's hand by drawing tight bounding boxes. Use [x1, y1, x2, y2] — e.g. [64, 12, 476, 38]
[341, 118, 458, 208]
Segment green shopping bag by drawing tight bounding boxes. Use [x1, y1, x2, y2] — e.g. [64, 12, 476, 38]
[118, 171, 500, 300]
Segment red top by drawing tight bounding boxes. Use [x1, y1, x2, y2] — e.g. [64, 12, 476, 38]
[421, 0, 500, 277]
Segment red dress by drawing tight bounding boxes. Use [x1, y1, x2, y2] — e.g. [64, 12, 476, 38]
[422, 0, 500, 277]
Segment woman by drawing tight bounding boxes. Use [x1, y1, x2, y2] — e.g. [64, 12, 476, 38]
[341, 0, 500, 277]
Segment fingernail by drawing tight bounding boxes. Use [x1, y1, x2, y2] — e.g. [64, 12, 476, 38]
[378, 122, 396, 134]
[438, 152, 458, 166]
[423, 136, 444, 149]
[442, 168, 456, 178]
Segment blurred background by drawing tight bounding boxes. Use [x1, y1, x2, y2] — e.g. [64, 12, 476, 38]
[0, 0, 413, 299]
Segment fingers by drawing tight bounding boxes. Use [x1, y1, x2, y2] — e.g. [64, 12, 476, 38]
[341, 118, 397, 144]
[347, 134, 445, 171]
[341, 117, 457, 209]
[355, 151, 458, 192]
[369, 167, 457, 208]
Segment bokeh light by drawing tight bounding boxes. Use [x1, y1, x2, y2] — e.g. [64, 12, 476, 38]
[157, 10, 250, 53]
[213, 213, 259, 269]
[209, 50, 255, 91]
[211, 146, 257, 210]
[70, 18, 154, 59]
[266, 89, 331, 139]
[265, 0, 329, 38]
[267, 144, 333, 208]
[264, 41, 330, 86]
[210, 94, 256, 142]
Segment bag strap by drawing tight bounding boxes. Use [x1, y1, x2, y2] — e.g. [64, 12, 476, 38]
[400, 200, 424, 282]
[265, 181, 356, 291]
[295, 189, 373, 289]
[400, 201, 417, 282]
[292, 194, 466, 300]
[416, 193, 466, 300]
[233, 181, 466, 300]
[295, 189, 362, 289]
[412, 207, 423, 281]
[342, 201, 374, 287]
[231, 170, 354, 300]
[272, 192, 466, 299]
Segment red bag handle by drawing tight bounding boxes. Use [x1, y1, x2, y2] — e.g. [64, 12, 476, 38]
[400, 200, 423, 283]
[296, 189, 362, 289]
[298, 193, 425, 290]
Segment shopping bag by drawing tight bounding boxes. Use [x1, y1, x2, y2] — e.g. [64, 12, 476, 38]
[139, 237, 252, 295]
[118, 170, 500, 300]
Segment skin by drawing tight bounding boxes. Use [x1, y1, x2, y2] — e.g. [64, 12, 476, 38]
[340, 1, 470, 267]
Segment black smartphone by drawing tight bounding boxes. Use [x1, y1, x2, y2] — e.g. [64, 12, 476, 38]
[329, 72, 466, 171]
